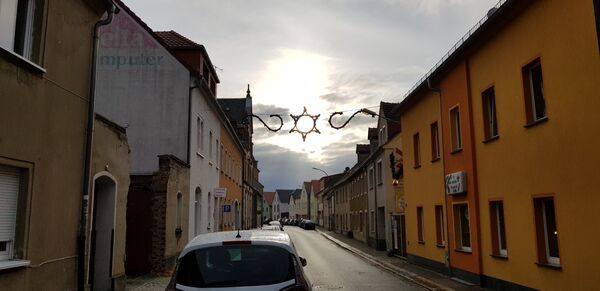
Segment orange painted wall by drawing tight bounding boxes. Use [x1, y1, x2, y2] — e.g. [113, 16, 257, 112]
[219, 124, 243, 231]
[467, 0, 600, 289]
[439, 60, 482, 276]
[400, 90, 447, 265]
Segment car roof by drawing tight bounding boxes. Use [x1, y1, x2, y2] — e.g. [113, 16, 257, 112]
[180, 230, 293, 258]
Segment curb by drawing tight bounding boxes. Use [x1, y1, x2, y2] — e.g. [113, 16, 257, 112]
[316, 229, 454, 291]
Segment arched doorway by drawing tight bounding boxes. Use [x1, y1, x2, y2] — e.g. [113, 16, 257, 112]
[90, 175, 116, 291]
[194, 187, 202, 235]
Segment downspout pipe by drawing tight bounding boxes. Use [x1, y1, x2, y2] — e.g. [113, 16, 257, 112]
[428, 77, 452, 275]
[78, 2, 117, 290]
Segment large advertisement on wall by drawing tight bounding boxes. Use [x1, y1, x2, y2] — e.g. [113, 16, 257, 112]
[95, 6, 190, 174]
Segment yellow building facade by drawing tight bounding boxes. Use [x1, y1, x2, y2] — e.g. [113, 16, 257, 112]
[467, 0, 600, 289]
[219, 123, 244, 231]
[400, 90, 448, 272]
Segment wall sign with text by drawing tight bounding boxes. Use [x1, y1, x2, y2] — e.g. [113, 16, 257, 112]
[445, 171, 467, 195]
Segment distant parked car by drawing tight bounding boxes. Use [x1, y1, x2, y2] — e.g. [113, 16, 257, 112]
[167, 230, 312, 290]
[261, 225, 283, 231]
[301, 220, 315, 230]
[269, 220, 284, 231]
[297, 219, 306, 228]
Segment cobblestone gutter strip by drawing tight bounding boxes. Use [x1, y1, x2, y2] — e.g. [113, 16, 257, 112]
[317, 229, 454, 291]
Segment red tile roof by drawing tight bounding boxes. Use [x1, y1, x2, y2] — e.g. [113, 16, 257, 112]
[155, 30, 203, 49]
[264, 192, 276, 206]
[311, 180, 320, 196]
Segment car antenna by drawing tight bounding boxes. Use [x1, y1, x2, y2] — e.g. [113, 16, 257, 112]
[235, 225, 241, 238]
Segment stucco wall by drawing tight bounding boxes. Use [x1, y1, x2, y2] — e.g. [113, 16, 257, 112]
[0, 0, 103, 289]
[468, 0, 600, 289]
[95, 6, 189, 174]
[90, 116, 131, 282]
[188, 84, 221, 239]
[401, 90, 447, 265]
[219, 122, 243, 231]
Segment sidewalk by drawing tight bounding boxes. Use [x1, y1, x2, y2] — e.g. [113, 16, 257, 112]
[126, 275, 170, 291]
[316, 227, 484, 291]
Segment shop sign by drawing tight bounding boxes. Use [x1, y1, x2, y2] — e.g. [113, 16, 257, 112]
[214, 187, 227, 198]
[445, 171, 466, 195]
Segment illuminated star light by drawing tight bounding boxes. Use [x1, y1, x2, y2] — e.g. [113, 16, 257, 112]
[289, 107, 321, 141]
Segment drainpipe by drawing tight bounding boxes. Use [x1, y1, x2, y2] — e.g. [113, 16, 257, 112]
[373, 156, 379, 250]
[428, 77, 452, 275]
[78, 2, 117, 290]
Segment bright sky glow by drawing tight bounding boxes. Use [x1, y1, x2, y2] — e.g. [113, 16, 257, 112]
[123, 0, 500, 190]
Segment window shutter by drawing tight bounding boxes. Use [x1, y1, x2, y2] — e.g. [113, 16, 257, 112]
[0, 165, 20, 259]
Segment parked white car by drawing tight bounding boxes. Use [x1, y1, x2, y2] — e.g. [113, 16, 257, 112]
[167, 230, 311, 291]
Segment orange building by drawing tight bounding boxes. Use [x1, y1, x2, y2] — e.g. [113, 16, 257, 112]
[218, 122, 244, 231]
[398, 0, 600, 289]
[399, 89, 448, 273]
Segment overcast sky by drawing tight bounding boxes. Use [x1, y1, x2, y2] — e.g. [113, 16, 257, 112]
[125, 0, 499, 191]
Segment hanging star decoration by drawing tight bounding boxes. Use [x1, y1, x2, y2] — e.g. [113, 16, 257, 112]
[289, 107, 321, 141]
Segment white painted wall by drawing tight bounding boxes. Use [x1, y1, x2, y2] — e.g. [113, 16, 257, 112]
[188, 82, 221, 240]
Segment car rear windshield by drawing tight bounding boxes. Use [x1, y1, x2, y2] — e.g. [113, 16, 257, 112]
[176, 244, 295, 288]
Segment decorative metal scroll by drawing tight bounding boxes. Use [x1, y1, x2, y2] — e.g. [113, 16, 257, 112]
[289, 107, 320, 141]
[328, 108, 377, 129]
[243, 114, 284, 132]
[242, 106, 396, 141]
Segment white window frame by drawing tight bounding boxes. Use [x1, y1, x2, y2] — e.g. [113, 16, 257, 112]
[376, 160, 383, 185]
[0, 165, 21, 261]
[209, 131, 213, 163]
[528, 62, 546, 121]
[450, 106, 462, 151]
[542, 199, 560, 265]
[493, 202, 507, 257]
[436, 205, 445, 246]
[454, 203, 471, 252]
[0, 0, 38, 60]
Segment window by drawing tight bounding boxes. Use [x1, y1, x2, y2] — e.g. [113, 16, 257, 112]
[176, 192, 183, 231]
[435, 205, 445, 246]
[595, 0, 600, 52]
[430, 122, 440, 160]
[198, 118, 204, 154]
[482, 87, 498, 140]
[175, 245, 295, 288]
[450, 107, 462, 151]
[0, 165, 23, 261]
[534, 197, 559, 266]
[209, 131, 213, 161]
[0, 0, 43, 62]
[453, 203, 471, 252]
[220, 145, 224, 169]
[522, 58, 546, 124]
[490, 201, 507, 257]
[417, 206, 424, 243]
[368, 168, 374, 189]
[376, 161, 383, 185]
[370, 211, 375, 233]
[413, 133, 420, 167]
[215, 139, 219, 166]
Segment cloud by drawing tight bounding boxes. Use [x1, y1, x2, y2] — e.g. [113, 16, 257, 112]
[123, 0, 501, 191]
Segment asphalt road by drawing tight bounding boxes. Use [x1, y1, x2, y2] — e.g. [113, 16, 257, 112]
[285, 226, 424, 291]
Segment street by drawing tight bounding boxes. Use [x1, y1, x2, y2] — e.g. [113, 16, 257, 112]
[285, 226, 424, 291]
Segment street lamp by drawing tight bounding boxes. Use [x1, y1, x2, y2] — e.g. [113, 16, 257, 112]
[311, 167, 328, 177]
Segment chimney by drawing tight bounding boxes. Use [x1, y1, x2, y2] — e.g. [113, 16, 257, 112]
[368, 127, 379, 152]
[356, 144, 370, 164]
